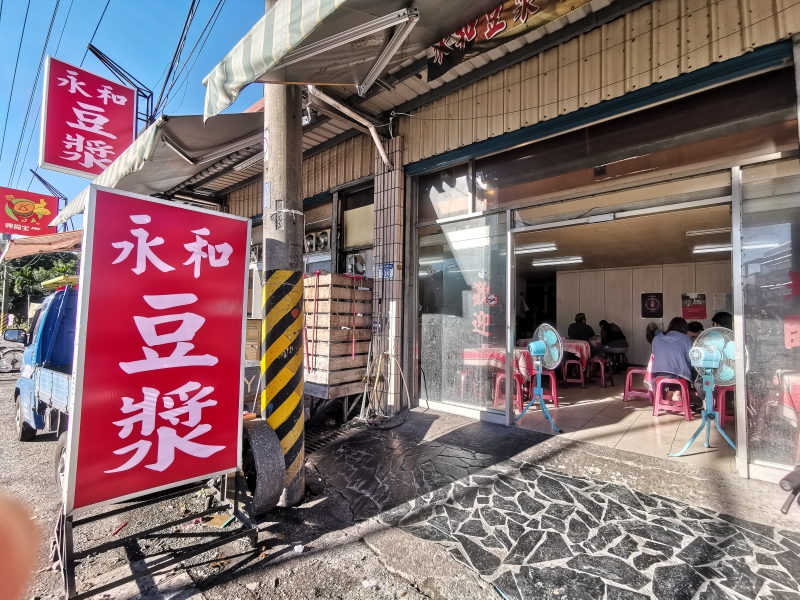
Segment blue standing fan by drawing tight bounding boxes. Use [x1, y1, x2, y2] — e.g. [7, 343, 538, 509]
[517, 324, 563, 432]
[670, 327, 737, 457]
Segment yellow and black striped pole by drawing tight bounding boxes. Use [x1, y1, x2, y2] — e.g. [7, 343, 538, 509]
[261, 269, 305, 506]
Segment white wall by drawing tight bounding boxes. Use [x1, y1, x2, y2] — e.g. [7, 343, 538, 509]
[556, 261, 731, 365]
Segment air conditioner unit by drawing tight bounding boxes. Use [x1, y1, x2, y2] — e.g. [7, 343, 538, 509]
[345, 252, 366, 276]
[304, 233, 316, 254]
[315, 229, 330, 252]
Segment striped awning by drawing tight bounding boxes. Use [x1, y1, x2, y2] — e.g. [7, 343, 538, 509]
[203, 0, 346, 120]
[50, 118, 165, 226]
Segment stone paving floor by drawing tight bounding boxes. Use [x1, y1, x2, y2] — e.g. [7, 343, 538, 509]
[311, 410, 800, 600]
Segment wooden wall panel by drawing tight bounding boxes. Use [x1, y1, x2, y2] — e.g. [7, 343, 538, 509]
[579, 270, 606, 333]
[433, 97, 447, 155]
[504, 63, 521, 134]
[459, 84, 475, 147]
[488, 72, 505, 137]
[520, 56, 539, 127]
[540, 48, 559, 121]
[631, 266, 663, 365]
[748, 0, 778, 49]
[474, 78, 489, 141]
[580, 28, 603, 108]
[629, 2, 654, 92]
[446, 92, 460, 151]
[663, 263, 696, 324]
[715, 0, 744, 63]
[654, 0, 681, 83]
[558, 38, 580, 116]
[557, 271, 581, 335]
[604, 268, 633, 346]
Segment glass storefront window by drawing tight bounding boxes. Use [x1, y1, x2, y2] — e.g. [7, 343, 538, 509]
[418, 163, 471, 222]
[418, 215, 507, 411]
[742, 162, 800, 468]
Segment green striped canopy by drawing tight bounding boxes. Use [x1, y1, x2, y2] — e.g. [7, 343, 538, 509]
[203, 0, 347, 120]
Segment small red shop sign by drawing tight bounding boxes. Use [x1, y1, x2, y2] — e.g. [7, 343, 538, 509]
[64, 186, 250, 515]
[40, 57, 136, 179]
[0, 186, 57, 235]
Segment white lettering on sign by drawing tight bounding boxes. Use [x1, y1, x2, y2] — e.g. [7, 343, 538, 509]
[112, 215, 175, 275]
[67, 102, 117, 139]
[183, 228, 233, 279]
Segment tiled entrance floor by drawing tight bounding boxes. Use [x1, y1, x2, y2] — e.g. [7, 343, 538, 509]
[515, 373, 737, 473]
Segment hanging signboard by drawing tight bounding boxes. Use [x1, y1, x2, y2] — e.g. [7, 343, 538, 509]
[641, 293, 663, 319]
[0, 186, 58, 236]
[681, 293, 707, 320]
[39, 57, 136, 179]
[64, 186, 250, 515]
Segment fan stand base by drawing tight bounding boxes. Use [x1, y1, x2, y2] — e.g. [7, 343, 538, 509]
[514, 373, 562, 433]
[669, 377, 736, 457]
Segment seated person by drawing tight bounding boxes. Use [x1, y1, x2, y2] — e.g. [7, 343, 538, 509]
[599, 320, 626, 345]
[712, 311, 733, 329]
[687, 321, 704, 341]
[651, 317, 694, 403]
[568, 313, 601, 357]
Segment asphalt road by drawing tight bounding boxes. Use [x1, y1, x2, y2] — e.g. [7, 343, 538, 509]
[0, 377, 435, 600]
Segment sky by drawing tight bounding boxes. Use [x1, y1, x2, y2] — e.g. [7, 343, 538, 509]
[0, 0, 265, 225]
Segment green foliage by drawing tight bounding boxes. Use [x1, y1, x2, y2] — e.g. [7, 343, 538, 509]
[3, 253, 79, 322]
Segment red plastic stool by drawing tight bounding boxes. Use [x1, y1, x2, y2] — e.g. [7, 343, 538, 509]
[562, 360, 585, 389]
[714, 385, 735, 425]
[623, 368, 651, 403]
[537, 369, 560, 408]
[494, 372, 526, 413]
[587, 357, 614, 388]
[653, 377, 692, 421]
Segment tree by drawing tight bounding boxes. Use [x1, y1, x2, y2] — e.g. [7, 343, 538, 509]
[3, 253, 80, 324]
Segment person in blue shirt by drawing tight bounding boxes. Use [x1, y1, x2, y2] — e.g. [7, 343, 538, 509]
[651, 317, 694, 403]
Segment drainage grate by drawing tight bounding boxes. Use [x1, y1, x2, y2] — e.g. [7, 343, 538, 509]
[304, 424, 353, 454]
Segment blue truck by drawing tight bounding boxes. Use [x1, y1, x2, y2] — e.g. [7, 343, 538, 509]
[6, 285, 78, 495]
[8, 285, 286, 512]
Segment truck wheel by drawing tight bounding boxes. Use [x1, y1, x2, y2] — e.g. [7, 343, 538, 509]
[242, 419, 285, 516]
[55, 432, 68, 497]
[15, 396, 35, 441]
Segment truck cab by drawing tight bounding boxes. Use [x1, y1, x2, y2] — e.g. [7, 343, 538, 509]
[10, 286, 78, 443]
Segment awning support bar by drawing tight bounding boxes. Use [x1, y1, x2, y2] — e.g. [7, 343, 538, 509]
[357, 9, 420, 97]
[307, 85, 393, 169]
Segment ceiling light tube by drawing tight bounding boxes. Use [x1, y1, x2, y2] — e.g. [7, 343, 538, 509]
[692, 244, 732, 254]
[532, 256, 583, 267]
[516, 242, 557, 254]
[686, 227, 732, 237]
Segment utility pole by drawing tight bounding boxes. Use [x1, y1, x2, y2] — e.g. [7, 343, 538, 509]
[259, 0, 305, 507]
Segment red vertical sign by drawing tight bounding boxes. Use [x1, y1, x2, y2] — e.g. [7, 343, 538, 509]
[65, 187, 250, 515]
[40, 57, 136, 179]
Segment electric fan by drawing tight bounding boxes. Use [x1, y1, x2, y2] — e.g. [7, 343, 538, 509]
[520, 323, 564, 432]
[670, 327, 737, 457]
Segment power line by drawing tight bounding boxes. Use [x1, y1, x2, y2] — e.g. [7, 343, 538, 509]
[9, 0, 61, 186]
[0, 0, 33, 169]
[80, 0, 111, 67]
[154, 0, 201, 116]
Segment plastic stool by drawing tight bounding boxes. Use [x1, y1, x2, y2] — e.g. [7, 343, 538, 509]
[562, 360, 585, 389]
[538, 369, 560, 408]
[714, 385, 735, 425]
[653, 377, 692, 421]
[623, 368, 651, 403]
[494, 372, 526, 413]
[587, 357, 614, 388]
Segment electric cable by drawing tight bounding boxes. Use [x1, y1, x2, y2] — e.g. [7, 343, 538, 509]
[8, 0, 61, 186]
[79, 0, 111, 67]
[0, 0, 33, 169]
[154, 0, 201, 116]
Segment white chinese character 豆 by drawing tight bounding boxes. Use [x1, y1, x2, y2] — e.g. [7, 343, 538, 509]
[112, 214, 175, 275]
[105, 383, 224, 473]
[57, 70, 91, 97]
[183, 228, 233, 279]
[97, 85, 128, 106]
[67, 102, 117, 139]
[118, 293, 218, 374]
[61, 133, 115, 169]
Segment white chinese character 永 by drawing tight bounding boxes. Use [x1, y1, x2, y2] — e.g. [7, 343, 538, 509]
[105, 383, 224, 473]
[97, 85, 128, 106]
[118, 293, 219, 374]
[112, 214, 175, 275]
[61, 133, 115, 169]
[57, 70, 91, 97]
[183, 228, 233, 279]
[67, 102, 117, 139]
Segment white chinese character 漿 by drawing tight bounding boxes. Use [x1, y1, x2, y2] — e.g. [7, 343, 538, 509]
[112, 215, 175, 275]
[105, 383, 224, 473]
[183, 228, 233, 279]
[57, 70, 91, 97]
[67, 102, 117, 139]
[97, 85, 128, 106]
[61, 133, 115, 169]
[118, 293, 219, 374]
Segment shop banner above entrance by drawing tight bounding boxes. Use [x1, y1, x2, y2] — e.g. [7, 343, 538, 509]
[0, 186, 58, 236]
[64, 186, 250, 515]
[40, 57, 136, 179]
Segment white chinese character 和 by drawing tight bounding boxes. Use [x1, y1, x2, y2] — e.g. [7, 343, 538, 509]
[183, 228, 233, 279]
[57, 70, 91, 97]
[112, 214, 175, 275]
[118, 293, 218, 374]
[97, 85, 128, 106]
[67, 102, 117, 139]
